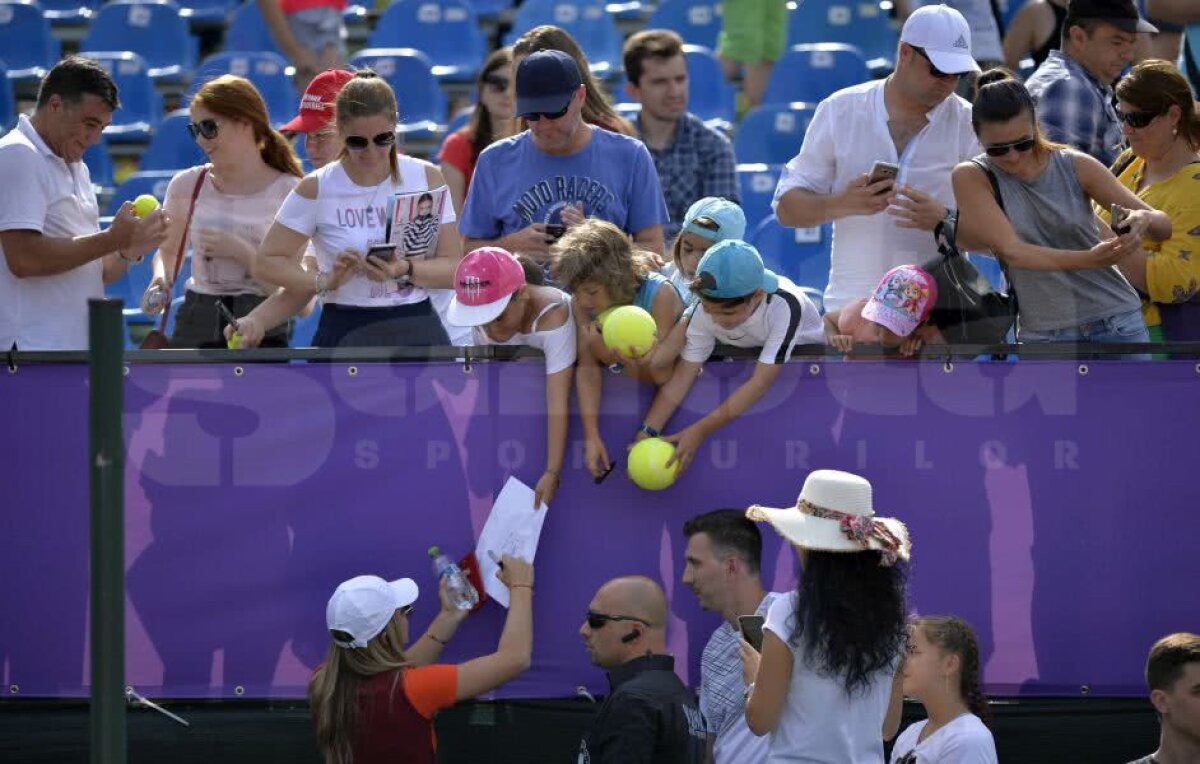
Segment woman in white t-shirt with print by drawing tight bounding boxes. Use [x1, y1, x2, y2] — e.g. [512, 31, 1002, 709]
[890, 616, 998, 764]
[446, 247, 575, 508]
[741, 470, 911, 763]
[142, 74, 303, 348]
[240, 70, 461, 347]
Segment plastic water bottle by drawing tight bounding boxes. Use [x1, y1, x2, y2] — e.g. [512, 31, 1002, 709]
[428, 546, 479, 610]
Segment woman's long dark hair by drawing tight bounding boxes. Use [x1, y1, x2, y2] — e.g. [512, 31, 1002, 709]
[789, 550, 908, 697]
[469, 47, 513, 159]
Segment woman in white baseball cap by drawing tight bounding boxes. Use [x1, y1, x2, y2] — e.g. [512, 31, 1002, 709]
[309, 555, 534, 763]
[740, 470, 911, 763]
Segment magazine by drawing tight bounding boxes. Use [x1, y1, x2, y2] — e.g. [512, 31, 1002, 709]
[385, 185, 449, 260]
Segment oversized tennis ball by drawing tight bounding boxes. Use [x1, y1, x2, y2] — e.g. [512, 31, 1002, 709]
[227, 332, 242, 349]
[627, 437, 679, 491]
[601, 305, 656, 357]
[594, 306, 617, 328]
[133, 194, 160, 218]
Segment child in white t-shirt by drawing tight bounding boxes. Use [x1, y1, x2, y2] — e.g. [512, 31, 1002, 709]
[447, 247, 575, 508]
[891, 616, 998, 764]
[637, 239, 823, 475]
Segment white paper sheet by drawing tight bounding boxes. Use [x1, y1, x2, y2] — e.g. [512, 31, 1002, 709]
[474, 477, 549, 608]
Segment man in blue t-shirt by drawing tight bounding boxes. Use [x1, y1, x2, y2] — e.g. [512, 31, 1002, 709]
[459, 50, 669, 264]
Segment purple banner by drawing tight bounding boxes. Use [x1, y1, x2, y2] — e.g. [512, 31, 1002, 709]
[0, 359, 1195, 699]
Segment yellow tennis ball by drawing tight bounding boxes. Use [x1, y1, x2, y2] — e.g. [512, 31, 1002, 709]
[627, 437, 679, 491]
[133, 194, 160, 218]
[227, 332, 242, 349]
[601, 305, 656, 357]
[594, 306, 618, 328]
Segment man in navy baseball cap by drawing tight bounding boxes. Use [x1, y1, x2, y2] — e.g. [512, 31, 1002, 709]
[516, 49, 583, 121]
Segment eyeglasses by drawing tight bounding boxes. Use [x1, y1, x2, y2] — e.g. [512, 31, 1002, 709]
[1117, 108, 1159, 129]
[483, 73, 510, 93]
[586, 610, 650, 630]
[524, 103, 571, 122]
[344, 130, 396, 151]
[187, 118, 220, 140]
[912, 46, 960, 81]
[984, 137, 1037, 157]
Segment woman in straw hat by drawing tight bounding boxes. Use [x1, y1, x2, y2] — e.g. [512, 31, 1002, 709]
[740, 470, 911, 762]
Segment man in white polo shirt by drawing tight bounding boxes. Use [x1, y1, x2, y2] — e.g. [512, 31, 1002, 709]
[773, 4, 983, 311]
[0, 56, 168, 351]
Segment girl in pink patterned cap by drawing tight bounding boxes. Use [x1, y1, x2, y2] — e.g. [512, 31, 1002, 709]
[823, 265, 945, 357]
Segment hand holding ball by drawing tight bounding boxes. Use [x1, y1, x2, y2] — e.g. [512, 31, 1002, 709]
[132, 194, 160, 218]
[627, 437, 679, 491]
[601, 305, 656, 357]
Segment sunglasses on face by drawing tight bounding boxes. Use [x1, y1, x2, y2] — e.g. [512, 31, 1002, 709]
[483, 73, 510, 92]
[525, 103, 571, 122]
[586, 610, 650, 630]
[984, 137, 1036, 157]
[344, 131, 396, 151]
[1117, 109, 1159, 129]
[913, 47, 960, 81]
[187, 118, 220, 140]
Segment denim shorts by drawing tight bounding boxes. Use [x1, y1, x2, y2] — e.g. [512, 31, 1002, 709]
[1018, 308, 1150, 359]
[286, 6, 345, 60]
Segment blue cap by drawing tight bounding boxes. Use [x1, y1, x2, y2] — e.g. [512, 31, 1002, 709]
[694, 240, 779, 298]
[516, 50, 582, 118]
[682, 197, 746, 242]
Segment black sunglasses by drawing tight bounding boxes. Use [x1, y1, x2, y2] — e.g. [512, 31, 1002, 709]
[187, 118, 219, 140]
[1117, 108, 1159, 129]
[525, 103, 571, 122]
[345, 130, 396, 151]
[483, 73, 510, 92]
[912, 46, 959, 81]
[586, 610, 650, 630]
[984, 137, 1037, 157]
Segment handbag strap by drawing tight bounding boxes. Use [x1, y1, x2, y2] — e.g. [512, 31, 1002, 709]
[157, 165, 209, 334]
[968, 157, 1018, 311]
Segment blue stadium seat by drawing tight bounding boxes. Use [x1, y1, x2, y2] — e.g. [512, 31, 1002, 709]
[787, 0, 898, 71]
[107, 170, 177, 215]
[140, 109, 206, 170]
[290, 302, 322, 347]
[647, 0, 722, 50]
[177, 0, 236, 29]
[368, 0, 487, 84]
[83, 139, 115, 188]
[737, 163, 782, 234]
[467, 0, 513, 20]
[349, 48, 447, 141]
[0, 62, 14, 133]
[763, 43, 870, 105]
[0, 0, 60, 87]
[733, 102, 814, 165]
[446, 104, 472, 135]
[683, 44, 734, 127]
[36, 0, 100, 31]
[968, 253, 1005, 291]
[224, 0, 282, 55]
[86, 52, 163, 144]
[505, 0, 624, 78]
[749, 214, 832, 295]
[81, 0, 198, 88]
[185, 52, 297, 128]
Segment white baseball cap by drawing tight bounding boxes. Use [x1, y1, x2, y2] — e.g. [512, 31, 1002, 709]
[326, 575, 419, 649]
[900, 4, 981, 75]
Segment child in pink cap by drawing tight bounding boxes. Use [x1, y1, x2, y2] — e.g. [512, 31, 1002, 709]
[448, 247, 576, 508]
[823, 265, 944, 357]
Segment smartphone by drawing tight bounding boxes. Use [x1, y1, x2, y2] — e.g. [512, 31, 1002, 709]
[1110, 204, 1130, 235]
[867, 161, 900, 188]
[544, 223, 567, 241]
[738, 614, 765, 652]
[366, 244, 397, 263]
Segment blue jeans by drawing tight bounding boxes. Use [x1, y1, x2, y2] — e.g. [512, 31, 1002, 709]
[1019, 308, 1151, 359]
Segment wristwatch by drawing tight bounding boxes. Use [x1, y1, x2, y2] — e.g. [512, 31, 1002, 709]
[637, 423, 660, 438]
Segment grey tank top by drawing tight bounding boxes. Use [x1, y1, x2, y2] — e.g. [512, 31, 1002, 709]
[983, 150, 1141, 332]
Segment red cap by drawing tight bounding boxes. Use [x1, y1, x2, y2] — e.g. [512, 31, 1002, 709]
[281, 69, 354, 134]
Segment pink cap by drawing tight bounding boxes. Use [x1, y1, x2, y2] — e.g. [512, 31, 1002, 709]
[447, 247, 526, 327]
[861, 265, 938, 338]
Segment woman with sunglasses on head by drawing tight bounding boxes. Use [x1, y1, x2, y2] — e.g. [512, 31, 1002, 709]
[140, 75, 303, 348]
[438, 48, 517, 214]
[889, 616, 997, 764]
[1096, 60, 1200, 343]
[951, 68, 1173, 350]
[243, 70, 462, 348]
[311, 555, 533, 764]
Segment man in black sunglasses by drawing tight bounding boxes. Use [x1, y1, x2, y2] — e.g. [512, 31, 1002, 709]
[577, 576, 706, 763]
[460, 50, 668, 266]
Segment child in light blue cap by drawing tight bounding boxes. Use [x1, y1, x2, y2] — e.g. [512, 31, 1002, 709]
[637, 239, 824, 476]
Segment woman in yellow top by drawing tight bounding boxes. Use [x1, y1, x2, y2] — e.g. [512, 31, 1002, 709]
[1101, 60, 1200, 341]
